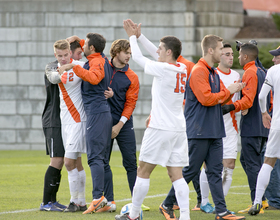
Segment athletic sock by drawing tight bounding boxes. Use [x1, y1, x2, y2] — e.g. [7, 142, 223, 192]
[200, 168, 210, 206]
[254, 163, 273, 205]
[51, 168, 62, 203]
[78, 169, 86, 206]
[222, 167, 233, 197]
[173, 178, 190, 220]
[68, 168, 79, 204]
[43, 166, 60, 205]
[130, 177, 150, 219]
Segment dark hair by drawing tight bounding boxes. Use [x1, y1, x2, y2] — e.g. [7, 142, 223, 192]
[223, 43, 232, 48]
[240, 43, 258, 60]
[70, 41, 82, 53]
[110, 39, 130, 59]
[160, 36, 182, 60]
[86, 33, 106, 53]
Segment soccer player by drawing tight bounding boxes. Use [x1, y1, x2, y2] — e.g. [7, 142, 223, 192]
[47, 39, 87, 212]
[115, 19, 190, 220]
[96, 39, 139, 213]
[198, 43, 240, 213]
[40, 58, 67, 212]
[160, 35, 246, 220]
[40, 39, 86, 212]
[131, 22, 200, 212]
[248, 46, 280, 215]
[63, 33, 113, 214]
[222, 43, 270, 214]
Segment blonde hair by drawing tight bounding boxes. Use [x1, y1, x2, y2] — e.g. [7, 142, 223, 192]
[53, 39, 70, 53]
[201, 35, 223, 56]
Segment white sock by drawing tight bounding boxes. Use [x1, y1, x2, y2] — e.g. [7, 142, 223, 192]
[173, 178, 190, 220]
[200, 168, 209, 206]
[68, 168, 79, 204]
[130, 177, 150, 219]
[78, 169, 86, 206]
[222, 167, 233, 197]
[254, 163, 273, 205]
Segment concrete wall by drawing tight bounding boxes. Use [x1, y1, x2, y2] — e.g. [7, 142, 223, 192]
[0, 0, 243, 150]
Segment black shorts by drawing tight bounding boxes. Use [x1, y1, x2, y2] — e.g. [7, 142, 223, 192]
[43, 127, 65, 158]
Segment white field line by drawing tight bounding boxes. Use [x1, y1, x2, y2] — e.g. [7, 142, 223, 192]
[0, 185, 249, 215]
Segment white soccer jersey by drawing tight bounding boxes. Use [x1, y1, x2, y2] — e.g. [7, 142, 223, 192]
[217, 67, 240, 136]
[264, 64, 280, 130]
[58, 60, 86, 125]
[145, 61, 187, 131]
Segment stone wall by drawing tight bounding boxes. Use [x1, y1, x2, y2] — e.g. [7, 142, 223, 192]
[0, 0, 243, 150]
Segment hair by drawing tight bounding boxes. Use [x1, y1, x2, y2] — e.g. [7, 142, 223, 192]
[201, 35, 223, 56]
[240, 43, 258, 60]
[223, 43, 232, 49]
[70, 41, 82, 53]
[53, 39, 70, 53]
[86, 33, 106, 53]
[110, 39, 130, 59]
[160, 36, 182, 60]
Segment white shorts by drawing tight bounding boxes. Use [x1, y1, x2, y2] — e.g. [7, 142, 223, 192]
[265, 129, 280, 158]
[139, 128, 189, 167]
[61, 121, 86, 154]
[222, 134, 238, 159]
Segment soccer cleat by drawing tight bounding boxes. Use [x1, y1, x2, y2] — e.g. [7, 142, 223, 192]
[141, 204, 150, 211]
[53, 201, 67, 210]
[238, 205, 264, 214]
[191, 203, 201, 211]
[159, 203, 178, 220]
[96, 201, 116, 213]
[115, 213, 140, 220]
[64, 202, 79, 212]
[262, 200, 269, 209]
[78, 204, 87, 211]
[248, 203, 262, 215]
[82, 196, 107, 214]
[40, 202, 63, 212]
[215, 210, 246, 220]
[200, 202, 215, 214]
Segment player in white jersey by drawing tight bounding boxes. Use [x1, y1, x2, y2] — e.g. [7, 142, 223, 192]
[115, 19, 190, 220]
[248, 47, 280, 215]
[199, 43, 240, 213]
[51, 39, 87, 212]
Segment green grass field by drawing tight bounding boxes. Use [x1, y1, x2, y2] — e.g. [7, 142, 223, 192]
[0, 150, 279, 219]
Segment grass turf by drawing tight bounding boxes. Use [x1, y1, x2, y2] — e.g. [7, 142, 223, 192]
[0, 150, 279, 219]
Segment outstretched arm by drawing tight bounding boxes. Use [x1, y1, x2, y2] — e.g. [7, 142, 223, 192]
[123, 19, 150, 69]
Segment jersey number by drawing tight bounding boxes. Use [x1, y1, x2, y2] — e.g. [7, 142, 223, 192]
[69, 72, 74, 81]
[174, 73, 186, 93]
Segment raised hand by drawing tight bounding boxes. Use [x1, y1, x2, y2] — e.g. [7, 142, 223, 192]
[123, 19, 138, 37]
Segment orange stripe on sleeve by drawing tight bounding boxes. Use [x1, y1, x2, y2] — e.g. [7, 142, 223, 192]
[233, 67, 258, 112]
[189, 65, 231, 106]
[58, 82, 81, 123]
[122, 69, 140, 120]
[73, 54, 105, 85]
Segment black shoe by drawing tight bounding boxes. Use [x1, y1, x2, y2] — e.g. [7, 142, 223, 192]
[248, 203, 262, 215]
[78, 204, 87, 211]
[64, 202, 79, 212]
[159, 203, 178, 220]
[115, 213, 140, 220]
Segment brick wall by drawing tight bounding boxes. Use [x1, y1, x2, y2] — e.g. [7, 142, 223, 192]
[0, 0, 243, 150]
